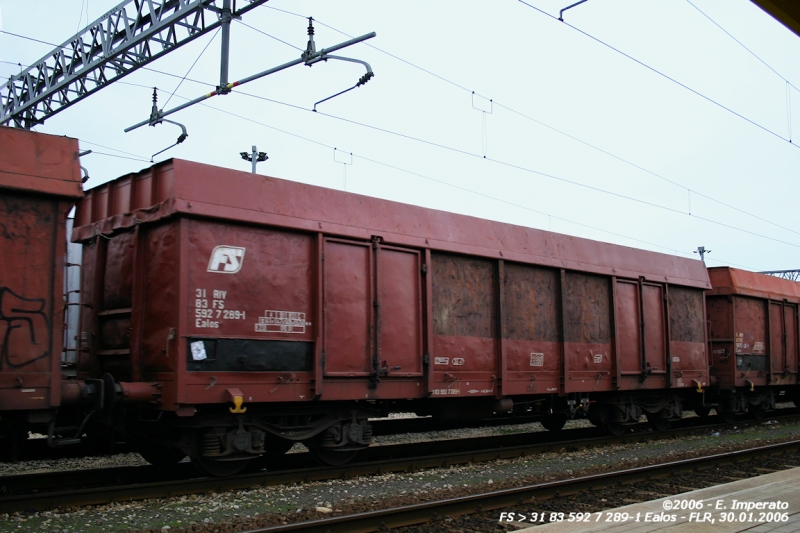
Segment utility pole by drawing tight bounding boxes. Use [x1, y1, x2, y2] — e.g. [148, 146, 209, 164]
[240, 146, 268, 173]
[694, 246, 711, 263]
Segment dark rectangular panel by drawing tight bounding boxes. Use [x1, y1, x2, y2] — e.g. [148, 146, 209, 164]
[706, 296, 731, 340]
[324, 240, 371, 374]
[643, 284, 666, 371]
[187, 338, 313, 372]
[564, 272, 610, 343]
[432, 253, 496, 338]
[615, 281, 640, 373]
[379, 247, 422, 375]
[502, 263, 559, 342]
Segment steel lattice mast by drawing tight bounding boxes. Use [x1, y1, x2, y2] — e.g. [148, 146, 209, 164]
[1, 0, 268, 128]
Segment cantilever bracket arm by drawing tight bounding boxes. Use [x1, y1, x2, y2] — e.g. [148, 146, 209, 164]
[312, 55, 374, 111]
[149, 118, 189, 161]
[124, 31, 376, 134]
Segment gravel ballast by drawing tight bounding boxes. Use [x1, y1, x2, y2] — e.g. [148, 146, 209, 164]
[1, 416, 799, 533]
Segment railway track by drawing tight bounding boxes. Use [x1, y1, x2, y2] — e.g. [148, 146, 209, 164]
[239, 440, 800, 533]
[1, 411, 797, 513]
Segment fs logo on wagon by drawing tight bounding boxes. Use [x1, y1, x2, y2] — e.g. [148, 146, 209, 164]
[207, 246, 246, 274]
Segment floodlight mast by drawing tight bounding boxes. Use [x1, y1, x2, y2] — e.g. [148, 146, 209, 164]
[0, 0, 271, 129]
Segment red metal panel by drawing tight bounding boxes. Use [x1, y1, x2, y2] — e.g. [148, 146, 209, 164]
[733, 296, 768, 386]
[770, 302, 784, 378]
[73, 159, 710, 290]
[431, 253, 497, 396]
[615, 281, 640, 374]
[378, 246, 423, 376]
[140, 223, 180, 374]
[708, 267, 800, 303]
[734, 297, 767, 355]
[186, 220, 315, 341]
[643, 284, 666, 372]
[324, 239, 371, 375]
[786, 305, 798, 375]
[502, 263, 560, 393]
[667, 284, 708, 389]
[706, 296, 734, 389]
[0, 127, 82, 198]
[0, 192, 67, 409]
[564, 272, 613, 392]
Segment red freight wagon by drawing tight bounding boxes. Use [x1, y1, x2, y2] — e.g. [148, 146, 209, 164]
[706, 267, 800, 420]
[73, 159, 711, 474]
[0, 127, 83, 454]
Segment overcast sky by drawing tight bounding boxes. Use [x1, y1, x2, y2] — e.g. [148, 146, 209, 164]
[2, 0, 799, 272]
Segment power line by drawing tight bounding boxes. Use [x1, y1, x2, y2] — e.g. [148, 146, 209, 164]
[163, 28, 220, 109]
[236, 19, 303, 51]
[686, 0, 800, 92]
[234, 87, 800, 250]
[517, 0, 800, 150]
[185, 92, 761, 270]
[257, 6, 800, 238]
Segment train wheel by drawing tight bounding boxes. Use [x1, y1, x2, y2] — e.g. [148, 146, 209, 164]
[646, 413, 670, 432]
[717, 402, 736, 424]
[694, 406, 711, 419]
[749, 403, 766, 421]
[541, 414, 568, 431]
[138, 445, 187, 467]
[307, 442, 359, 466]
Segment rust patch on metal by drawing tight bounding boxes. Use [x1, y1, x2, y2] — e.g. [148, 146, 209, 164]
[563, 272, 610, 343]
[668, 286, 704, 343]
[502, 262, 559, 342]
[432, 252, 496, 338]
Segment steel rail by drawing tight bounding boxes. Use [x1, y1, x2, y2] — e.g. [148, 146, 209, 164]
[1, 412, 798, 513]
[240, 439, 800, 533]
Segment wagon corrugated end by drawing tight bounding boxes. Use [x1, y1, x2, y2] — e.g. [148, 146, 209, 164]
[71, 158, 712, 475]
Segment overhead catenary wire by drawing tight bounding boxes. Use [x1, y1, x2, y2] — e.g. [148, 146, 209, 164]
[1, 19, 792, 266]
[190, 93, 760, 271]
[107, 22, 800, 253]
[256, 5, 800, 239]
[234, 85, 800, 250]
[162, 28, 220, 109]
[685, 0, 800, 92]
[517, 0, 800, 151]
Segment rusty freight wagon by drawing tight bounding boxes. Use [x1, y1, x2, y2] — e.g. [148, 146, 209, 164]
[72, 159, 711, 474]
[706, 267, 800, 420]
[0, 127, 84, 455]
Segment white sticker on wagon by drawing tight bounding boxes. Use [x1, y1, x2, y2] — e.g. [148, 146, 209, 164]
[452, 358, 465, 366]
[190, 341, 207, 361]
[593, 354, 603, 364]
[255, 310, 309, 334]
[207, 246, 245, 274]
[434, 357, 449, 365]
[530, 353, 544, 367]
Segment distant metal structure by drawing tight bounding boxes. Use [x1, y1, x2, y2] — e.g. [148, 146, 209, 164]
[240, 145, 268, 173]
[2, 0, 272, 129]
[694, 246, 711, 263]
[760, 270, 800, 282]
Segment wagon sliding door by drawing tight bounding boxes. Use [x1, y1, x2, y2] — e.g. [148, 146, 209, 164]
[769, 302, 799, 384]
[322, 238, 422, 378]
[615, 280, 668, 389]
